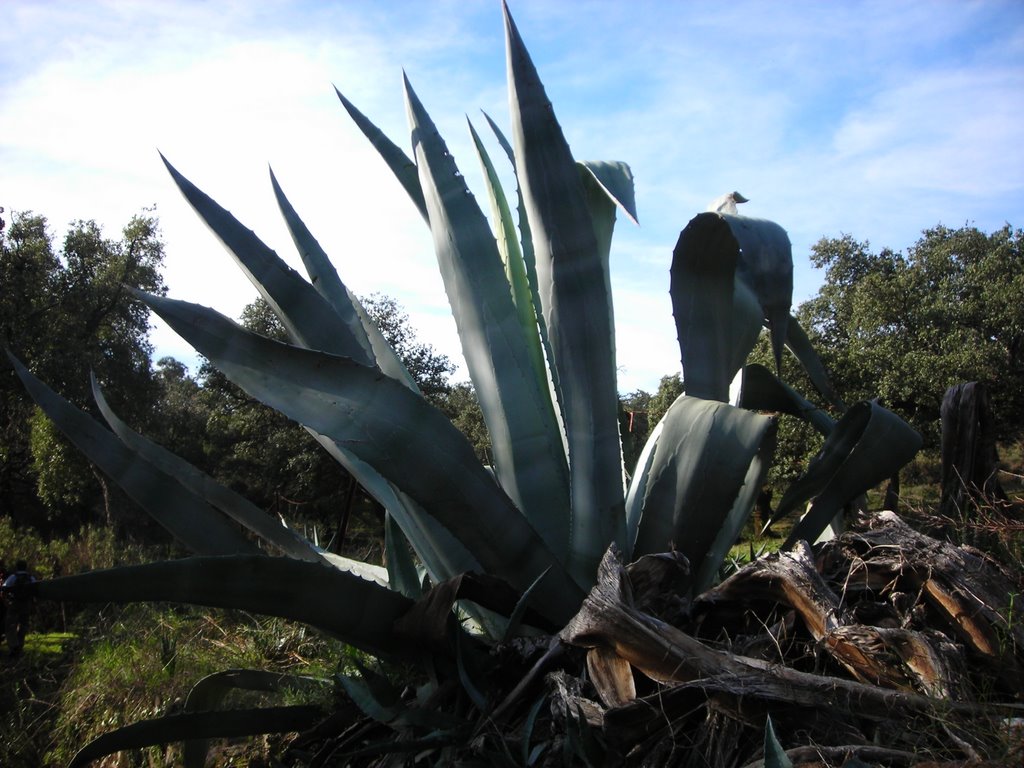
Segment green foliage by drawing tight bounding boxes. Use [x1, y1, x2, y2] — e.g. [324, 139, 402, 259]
[47, 606, 339, 767]
[6, 4, 929, 760]
[648, 374, 684, 428]
[1, 210, 166, 532]
[802, 224, 1024, 447]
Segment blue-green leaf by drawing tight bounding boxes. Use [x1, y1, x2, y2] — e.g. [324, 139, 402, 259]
[91, 374, 326, 564]
[270, 168, 411, 382]
[671, 213, 744, 402]
[140, 293, 585, 623]
[334, 87, 428, 220]
[784, 315, 846, 411]
[773, 400, 922, 548]
[468, 118, 550, 403]
[739, 364, 836, 437]
[505, 3, 625, 582]
[404, 76, 572, 562]
[384, 511, 424, 599]
[631, 395, 776, 593]
[38, 555, 414, 657]
[160, 155, 369, 362]
[579, 161, 638, 225]
[183, 670, 329, 768]
[9, 353, 258, 557]
[721, 213, 792, 371]
[764, 715, 794, 768]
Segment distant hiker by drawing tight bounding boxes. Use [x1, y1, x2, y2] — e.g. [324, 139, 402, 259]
[2, 560, 38, 657]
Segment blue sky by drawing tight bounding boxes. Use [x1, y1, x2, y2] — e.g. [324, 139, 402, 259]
[2, 0, 1022, 394]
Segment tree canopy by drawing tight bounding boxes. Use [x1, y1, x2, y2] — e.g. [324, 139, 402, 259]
[800, 223, 1023, 447]
[1, 209, 166, 529]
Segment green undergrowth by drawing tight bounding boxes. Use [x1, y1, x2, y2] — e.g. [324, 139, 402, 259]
[41, 604, 344, 767]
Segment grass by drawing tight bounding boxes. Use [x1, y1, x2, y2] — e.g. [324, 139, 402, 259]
[42, 604, 342, 767]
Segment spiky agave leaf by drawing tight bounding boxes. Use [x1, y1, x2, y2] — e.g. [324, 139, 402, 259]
[160, 159, 485, 592]
[467, 117, 550, 403]
[784, 314, 847, 411]
[139, 291, 586, 623]
[739, 363, 836, 437]
[37, 555, 415, 656]
[505, 2, 626, 581]
[8, 352, 259, 556]
[270, 168, 417, 390]
[628, 395, 777, 593]
[404, 75, 572, 559]
[671, 212, 777, 402]
[90, 373, 328, 564]
[334, 86, 428, 221]
[160, 155, 373, 364]
[769, 400, 922, 548]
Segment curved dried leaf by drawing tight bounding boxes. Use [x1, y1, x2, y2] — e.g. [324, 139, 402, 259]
[773, 401, 922, 548]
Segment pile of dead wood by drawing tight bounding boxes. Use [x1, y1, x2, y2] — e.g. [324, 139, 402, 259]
[284, 511, 1022, 767]
[559, 511, 1023, 766]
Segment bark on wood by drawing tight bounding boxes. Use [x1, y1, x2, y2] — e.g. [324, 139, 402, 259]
[560, 514, 1022, 763]
[940, 382, 1007, 517]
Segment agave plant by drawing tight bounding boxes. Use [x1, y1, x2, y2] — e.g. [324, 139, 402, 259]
[11, 3, 922, 764]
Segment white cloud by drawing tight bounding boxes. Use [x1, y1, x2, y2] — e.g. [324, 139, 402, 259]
[3, 0, 1022, 395]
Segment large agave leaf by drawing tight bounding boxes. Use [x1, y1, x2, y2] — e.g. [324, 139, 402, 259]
[182, 670, 329, 768]
[630, 395, 777, 594]
[483, 109, 566, 456]
[161, 155, 372, 364]
[579, 161, 638, 225]
[578, 161, 636, 367]
[384, 511, 424, 599]
[141, 293, 586, 623]
[334, 87, 428, 220]
[784, 315, 847, 411]
[90, 374, 327, 564]
[467, 118, 549, 399]
[309, 431, 482, 587]
[270, 169, 416, 389]
[739, 363, 836, 437]
[37, 555, 414, 656]
[720, 212, 793, 371]
[770, 400, 922, 548]
[671, 213, 752, 401]
[168, 160, 472, 587]
[8, 353, 258, 556]
[623, 418, 665, 559]
[404, 76, 571, 558]
[69, 706, 323, 768]
[505, 3, 625, 580]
